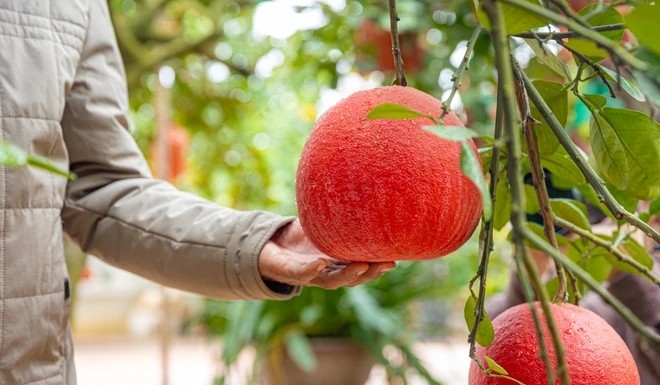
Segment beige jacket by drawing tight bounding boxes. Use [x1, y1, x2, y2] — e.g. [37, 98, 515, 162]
[0, 1, 296, 384]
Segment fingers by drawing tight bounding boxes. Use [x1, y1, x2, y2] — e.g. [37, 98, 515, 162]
[310, 261, 396, 290]
[349, 261, 396, 287]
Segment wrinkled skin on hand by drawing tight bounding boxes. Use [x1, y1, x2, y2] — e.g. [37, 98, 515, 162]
[258, 219, 396, 290]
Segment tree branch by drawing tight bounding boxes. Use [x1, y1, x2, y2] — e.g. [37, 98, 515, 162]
[481, 1, 570, 383]
[514, 23, 625, 39]
[388, 0, 407, 86]
[524, 229, 660, 344]
[554, 218, 660, 286]
[519, 69, 660, 244]
[441, 25, 483, 118]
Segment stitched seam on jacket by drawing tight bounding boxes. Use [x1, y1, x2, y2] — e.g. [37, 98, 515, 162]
[65, 201, 229, 249]
[0, 30, 79, 50]
[2, 291, 63, 302]
[0, 6, 85, 30]
[2, 116, 58, 122]
[0, 16, 84, 45]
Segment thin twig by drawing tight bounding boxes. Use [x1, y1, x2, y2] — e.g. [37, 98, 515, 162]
[554, 218, 660, 286]
[514, 23, 625, 39]
[556, 41, 617, 97]
[511, 59, 568, 303]
[481, 1, 571, 383]
[388, 0, 407, 87]
[441, 25, 482, 118]
[468, 88, 503, 363]
[525, 229, 660, 344]
[519, 69, 660, 244]
[499, 0, 645, 71]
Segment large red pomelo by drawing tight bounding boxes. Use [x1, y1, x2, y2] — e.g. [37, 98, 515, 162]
[295, 86, 482, 262]
[469, 302, 640, 385]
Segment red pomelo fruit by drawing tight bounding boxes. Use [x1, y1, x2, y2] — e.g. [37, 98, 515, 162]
[295, 86, 482, 262]
[469, 302, 640, 385]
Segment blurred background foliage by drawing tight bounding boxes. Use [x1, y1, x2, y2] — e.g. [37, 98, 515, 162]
[109, 0, 513, 325]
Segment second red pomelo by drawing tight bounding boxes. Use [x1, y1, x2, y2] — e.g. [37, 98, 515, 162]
[295, 86, 482, 262]
[469, 302, 640, 385]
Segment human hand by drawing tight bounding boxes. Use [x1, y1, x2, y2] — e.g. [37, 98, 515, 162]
[258, 219, 396, 290]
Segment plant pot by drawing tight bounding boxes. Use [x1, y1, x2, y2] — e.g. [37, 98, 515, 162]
[263, 338, 376, 385]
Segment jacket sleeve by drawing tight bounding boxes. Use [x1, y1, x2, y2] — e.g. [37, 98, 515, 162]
[61, 0, 299, 300]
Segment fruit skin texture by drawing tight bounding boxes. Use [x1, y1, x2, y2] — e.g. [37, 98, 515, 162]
[295, 86, 482, 262]
[468, 302, 640, 385]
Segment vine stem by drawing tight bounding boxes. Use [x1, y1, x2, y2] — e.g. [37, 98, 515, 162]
[524, 229, 660, 344]
[468, 89, 503, 364]
[554, 217, 660, 286]
[514, 23, 625, 39]
[511, 60, 567, 303]
[481, 0, 571, 383]
[441, 25, 483, 118]
[387, 0, 407, 87]
[498, 0, 646, 71]
[518, 68, 660, 244]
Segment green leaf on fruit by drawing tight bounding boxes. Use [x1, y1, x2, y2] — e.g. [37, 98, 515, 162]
[425, 125, 480, 141]
[484, 355, 508, 375]
[461, 141, 492, 219]
[0, 140, 74, 179]
[625, 3, 660, 56]
[528, 80, 567, 156]
[590, 108, 660, 200]
[368, 103, 437, 123]
[565, 5, 624, 61]
[524, 39, 572, 80]
[597, 65, 646, 102]
[464, 295, 495, 347]
[473, 0, 548, 35]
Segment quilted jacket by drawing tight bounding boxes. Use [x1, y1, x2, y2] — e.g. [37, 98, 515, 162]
[0, 1, 296, 384]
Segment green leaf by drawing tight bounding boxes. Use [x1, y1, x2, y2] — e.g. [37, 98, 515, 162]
[346, 286, 399, 335]
[604, 237, 654, 276]
[461, 141, 492, 219]
[625, 3, 660, 55]
[284, 330, 317, 373]
[582, 94, 608, 110]
[524, 39, 572, 80]
[597, 65, 646, 102]
[484, 355, 508, 375]
[493, 171, 512, 230]
[524, 184, 540, 214]
[367, 103, 437, 123]
[541, 150, 586, 188]
[550, 198, 591, 230]
[592, 108, 660, 200]
[473, 0, 548, 35]
[590, 113, 630, 190]
[528, 80, 567, 156]
[464, 295, 495, 347]
[565, 5, 624, 61]
[424, 125, 480, 141]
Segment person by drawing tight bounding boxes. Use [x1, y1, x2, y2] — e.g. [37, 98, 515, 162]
[0, 1, 395, 384]
[487, 176, 660, 385]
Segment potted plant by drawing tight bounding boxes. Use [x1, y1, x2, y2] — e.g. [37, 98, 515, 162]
[198, 258, 466, 385]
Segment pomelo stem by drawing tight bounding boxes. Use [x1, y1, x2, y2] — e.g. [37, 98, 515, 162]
[441, 25, 482, 118]
[387, 0, 407, 87]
